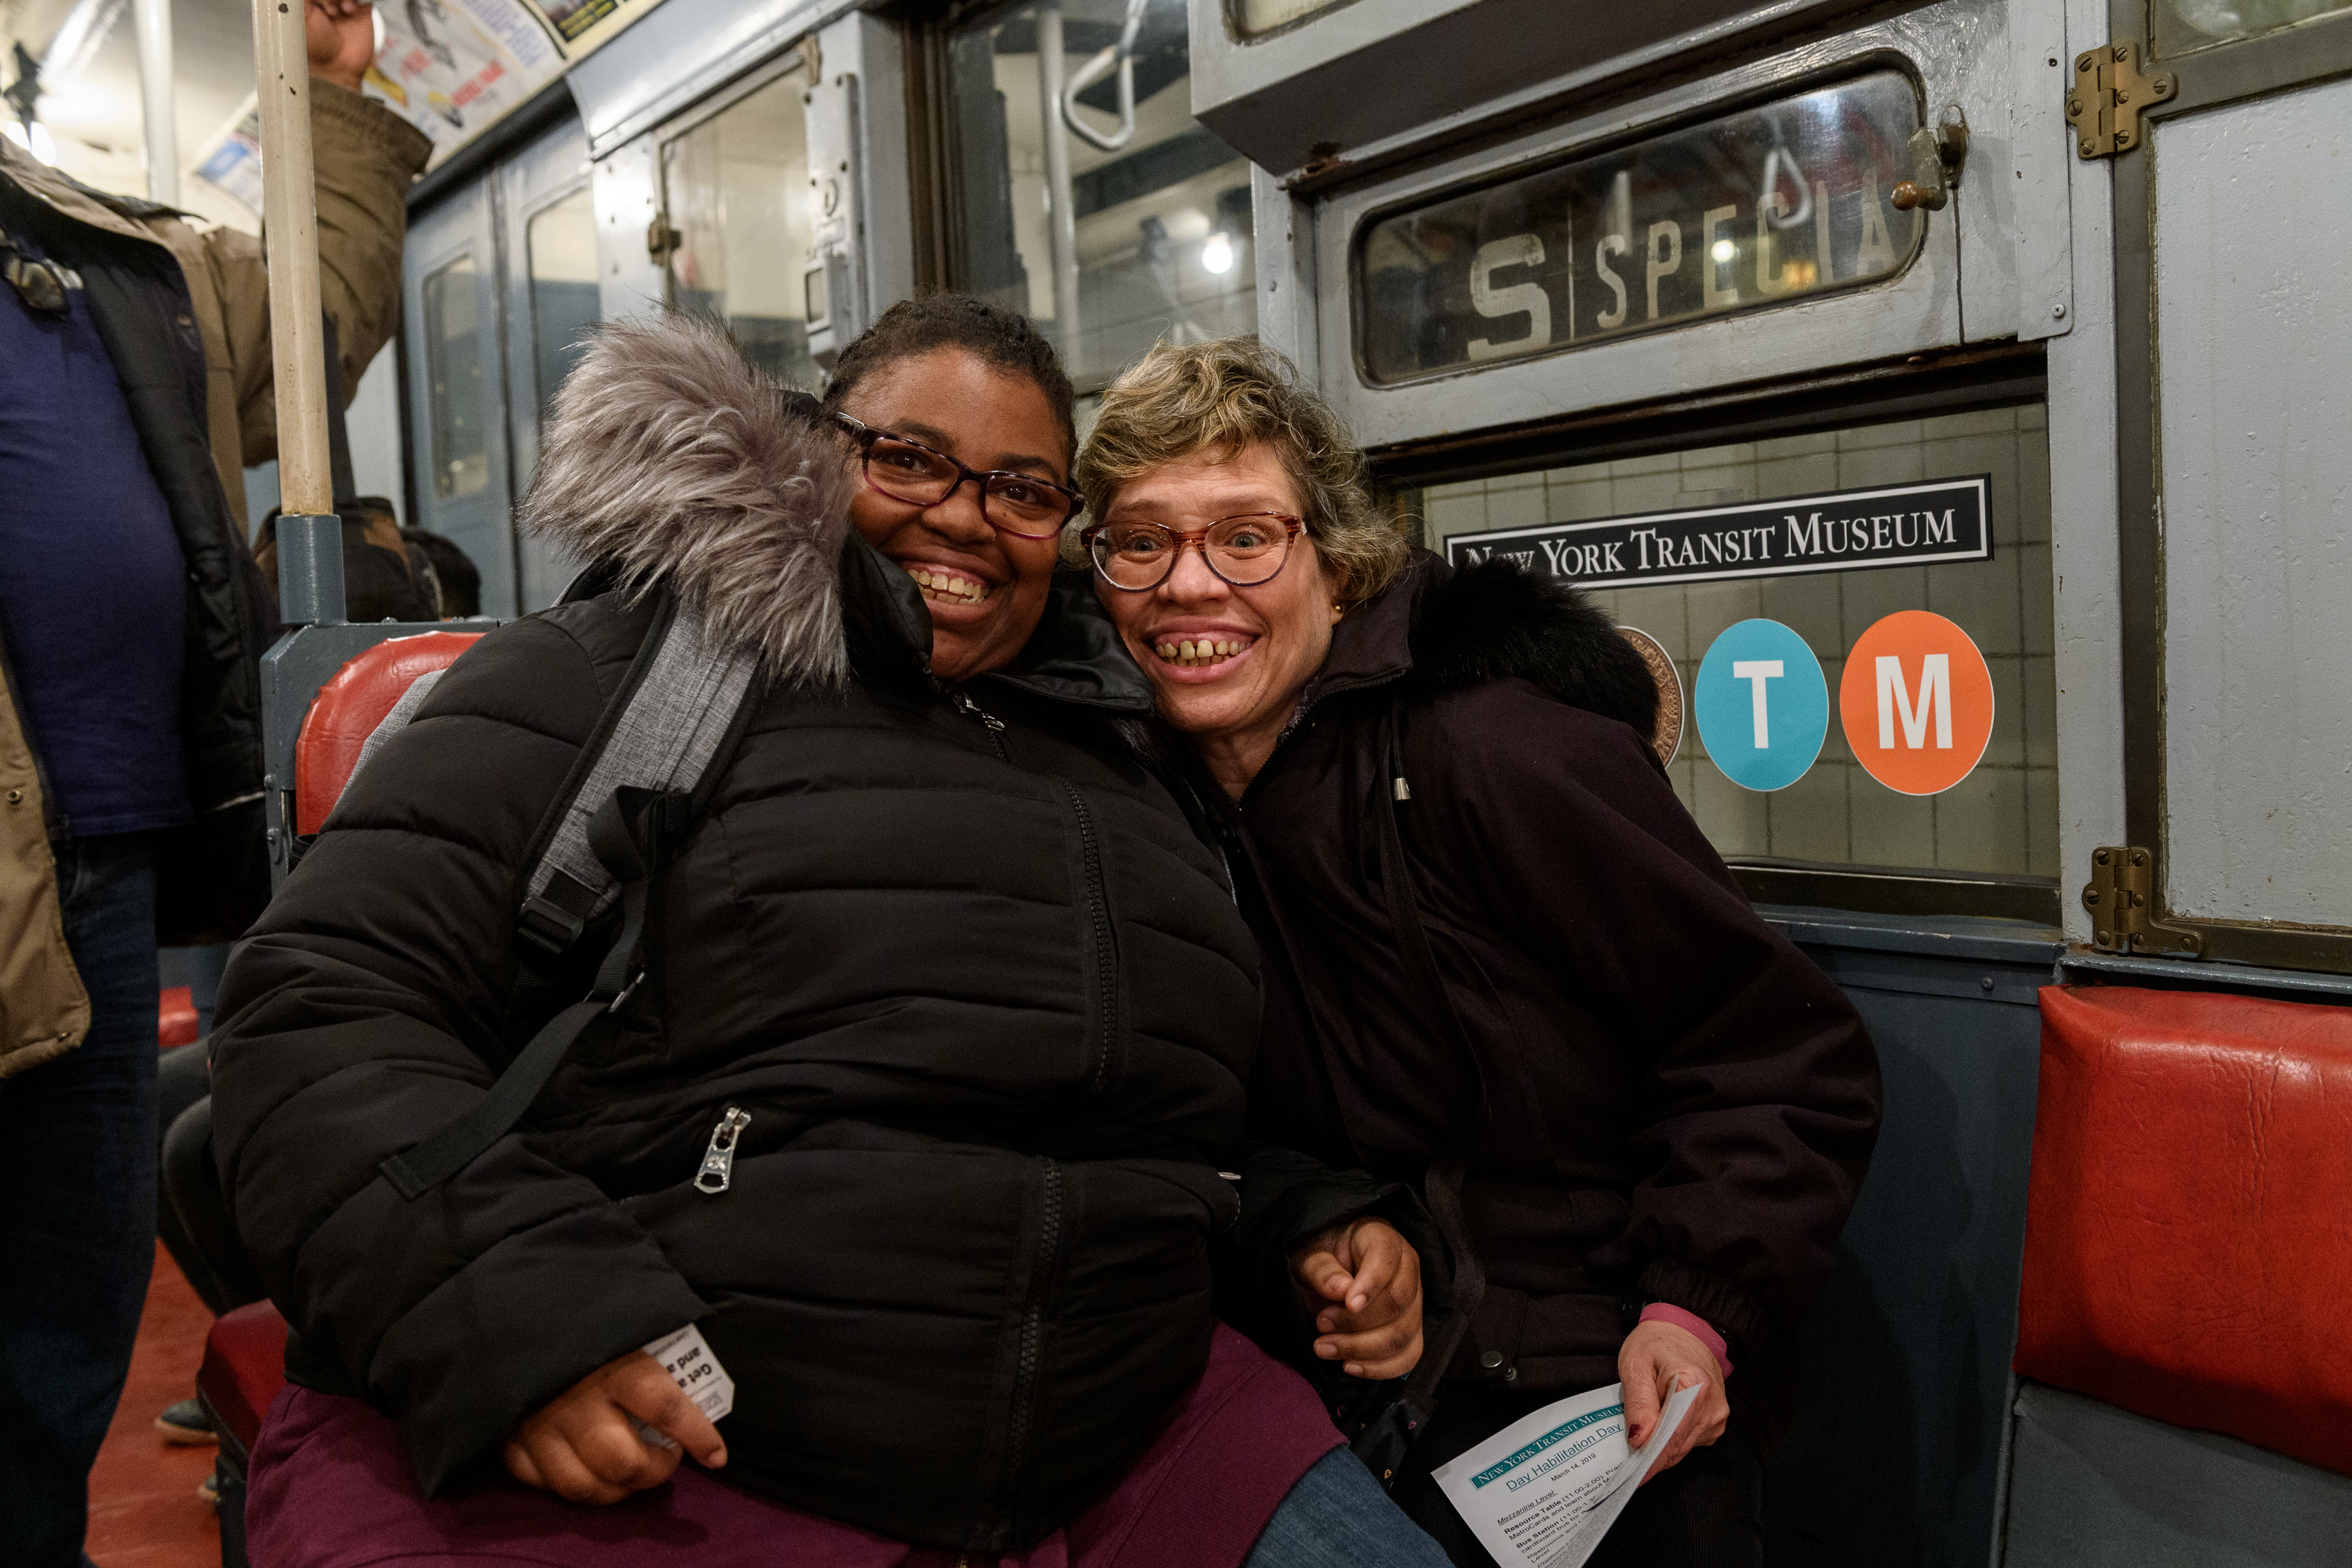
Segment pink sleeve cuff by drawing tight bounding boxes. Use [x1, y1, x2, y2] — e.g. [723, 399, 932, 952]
[1638, 1303, 1732, 1377]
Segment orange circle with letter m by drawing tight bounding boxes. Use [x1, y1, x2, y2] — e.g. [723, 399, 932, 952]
[1838, 610, 1995, 796]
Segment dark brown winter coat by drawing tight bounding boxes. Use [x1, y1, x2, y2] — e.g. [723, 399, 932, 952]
[1201, 553, 1881, 1425]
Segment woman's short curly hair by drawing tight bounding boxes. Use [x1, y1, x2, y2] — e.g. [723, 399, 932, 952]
[1075, 337, 1408, 611]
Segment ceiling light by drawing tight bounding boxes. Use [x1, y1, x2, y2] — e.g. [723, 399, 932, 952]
[1201, 231, 1234, 275]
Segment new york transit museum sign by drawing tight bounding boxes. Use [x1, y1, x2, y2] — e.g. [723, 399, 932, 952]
[1443, 476, 1992, 590]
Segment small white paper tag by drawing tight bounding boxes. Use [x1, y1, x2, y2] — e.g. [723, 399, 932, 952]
[643, 1323, 735, 1423]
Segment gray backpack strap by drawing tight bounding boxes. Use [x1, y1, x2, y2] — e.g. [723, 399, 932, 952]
[348, 667, 447, 793]
[515, 595, 763, 961]
[378, 593, 767, 1200]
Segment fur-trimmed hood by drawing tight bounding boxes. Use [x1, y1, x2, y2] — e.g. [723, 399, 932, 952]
[1405, 555, 1660, 738]
[519, 314, 856, 686]
[1314, 551, 1661, 742]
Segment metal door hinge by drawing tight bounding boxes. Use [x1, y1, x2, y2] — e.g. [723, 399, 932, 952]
[2066, 42, 2176, 159]
[2081, 846, 2204, 956]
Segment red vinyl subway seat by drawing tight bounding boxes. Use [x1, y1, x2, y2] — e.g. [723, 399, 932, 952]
[197, 1299, 292, 1461]
[2017, 984, 2352, 1477]
[292, 630, 482, 835]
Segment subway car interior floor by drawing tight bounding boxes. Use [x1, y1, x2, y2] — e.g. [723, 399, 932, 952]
[87, 1245, 220, 1567]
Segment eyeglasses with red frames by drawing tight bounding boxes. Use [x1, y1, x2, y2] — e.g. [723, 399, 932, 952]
[828, 413, 1083, 540]
[1081, 514, 1306, 592]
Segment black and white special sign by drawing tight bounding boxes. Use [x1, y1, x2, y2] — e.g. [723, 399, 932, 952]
[1443, 476, 1992, 589]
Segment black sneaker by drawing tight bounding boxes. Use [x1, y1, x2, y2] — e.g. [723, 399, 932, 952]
[156, 1396, 217, 1445]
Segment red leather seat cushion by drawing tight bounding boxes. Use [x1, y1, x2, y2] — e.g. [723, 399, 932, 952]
[294, 631, 481, 834]
[199, 1300, 291, 1455]
[2018, 985, 2352, 1477]
[158, 985, 199, 1047]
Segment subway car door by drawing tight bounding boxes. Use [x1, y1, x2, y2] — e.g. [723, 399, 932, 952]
[404, 181, 517, 616]
[2097, 3, 2352, 975]
[645, 51, 825, 390]
[501, 118, 600, 610]
[403, 114, 603, 618]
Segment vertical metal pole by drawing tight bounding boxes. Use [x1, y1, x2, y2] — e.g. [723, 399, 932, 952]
[134, 0, 177, 205]
[1035, 5, 1081, 356]
[253, 0, 334, 520]
[254, 0, 342, 623]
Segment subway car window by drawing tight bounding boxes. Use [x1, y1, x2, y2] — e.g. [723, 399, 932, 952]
[525, 188, 601, 440]
[2156, 0, 2352, 53]
[947, 0, 1256, 388]
[1230, 0, 1349, 35]
[1421, 405, 2056, 880]
[422, 254, 490, 500]
[1357, 71, 1923, 384]
[660, 69, 821, 389]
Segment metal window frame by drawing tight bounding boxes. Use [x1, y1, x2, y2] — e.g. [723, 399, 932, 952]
[2105, 0, 2352, 973]
[1295, 0, 2064, 454]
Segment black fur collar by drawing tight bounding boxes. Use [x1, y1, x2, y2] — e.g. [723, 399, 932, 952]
[1404, 556, 1661, 738]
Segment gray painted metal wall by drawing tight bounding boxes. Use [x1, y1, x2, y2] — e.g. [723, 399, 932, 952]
[1756, 909, 2058, 1568]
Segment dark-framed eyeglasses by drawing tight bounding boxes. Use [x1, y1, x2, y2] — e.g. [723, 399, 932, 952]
[1080, 514, 1306, 592]
[828, 413, 1082, 540]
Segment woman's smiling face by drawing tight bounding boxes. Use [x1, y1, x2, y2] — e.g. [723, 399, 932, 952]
[1092, 442, 1341, 771]
[837, 348, 1071, 682]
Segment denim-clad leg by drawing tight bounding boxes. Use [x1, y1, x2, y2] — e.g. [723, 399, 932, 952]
[0, 834, 160, 1568]
[1245, 1447, 1455, 1568]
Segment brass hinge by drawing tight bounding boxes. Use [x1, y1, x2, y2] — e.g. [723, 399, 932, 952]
[2081, 846, 2204, 956]
[2066, 42, 2176, 158]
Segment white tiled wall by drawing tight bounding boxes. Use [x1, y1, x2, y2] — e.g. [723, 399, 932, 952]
[1413, 405, 2058, 878]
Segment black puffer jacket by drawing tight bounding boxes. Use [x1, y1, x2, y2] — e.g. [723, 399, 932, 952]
[208, 323, 1262, 1551]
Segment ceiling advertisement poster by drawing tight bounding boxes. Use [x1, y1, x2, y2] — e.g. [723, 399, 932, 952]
[195, 0, 664, 204]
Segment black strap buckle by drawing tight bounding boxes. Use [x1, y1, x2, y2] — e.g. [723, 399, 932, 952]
[516, 894, 587, 961]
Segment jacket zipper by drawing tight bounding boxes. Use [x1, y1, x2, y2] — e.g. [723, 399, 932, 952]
[693, 1105, 751, 1194]
[1000, 1158, 1064, 1533]
[950, 688, 1010, 762]
[1056, 781, 1118, 1096]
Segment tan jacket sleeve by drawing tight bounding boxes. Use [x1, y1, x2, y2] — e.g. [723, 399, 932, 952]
[207, 81, 435, 469]
[0, 685, 89, 1077]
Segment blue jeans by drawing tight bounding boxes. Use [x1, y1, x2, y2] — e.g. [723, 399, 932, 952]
[1246, 1447, 1453, 1568]
[0, 834, 159, 1568]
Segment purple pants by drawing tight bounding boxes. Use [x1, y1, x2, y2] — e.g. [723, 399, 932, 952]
[249, 1324, 1343, 1567]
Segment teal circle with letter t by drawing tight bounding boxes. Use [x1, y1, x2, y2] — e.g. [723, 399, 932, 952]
[1693, 618, 1828, 792]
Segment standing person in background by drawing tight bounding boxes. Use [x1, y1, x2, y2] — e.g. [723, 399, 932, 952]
[0, 4, 428, 1560]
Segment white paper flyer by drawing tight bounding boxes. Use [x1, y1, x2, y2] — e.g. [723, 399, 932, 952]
[1430, 1380, 1702, 1568]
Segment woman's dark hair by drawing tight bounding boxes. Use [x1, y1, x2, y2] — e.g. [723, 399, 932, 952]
[819, 293, 1077, 467]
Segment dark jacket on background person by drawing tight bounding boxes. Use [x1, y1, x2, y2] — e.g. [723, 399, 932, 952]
[0, 84, 430, 1074]
[1207, 553, 1882, 1438]
[208, 326, 1297, 1552]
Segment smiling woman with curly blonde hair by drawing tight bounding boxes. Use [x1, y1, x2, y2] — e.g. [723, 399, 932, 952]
[1076, 335, 1883, 1568]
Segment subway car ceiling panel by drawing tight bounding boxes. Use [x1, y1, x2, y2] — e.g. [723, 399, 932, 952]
[1191, 0, 1886, 180]
[1292, 0, 2068, 451]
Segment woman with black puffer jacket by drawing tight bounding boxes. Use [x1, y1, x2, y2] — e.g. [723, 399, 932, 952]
[207, 301, 1451, 1568]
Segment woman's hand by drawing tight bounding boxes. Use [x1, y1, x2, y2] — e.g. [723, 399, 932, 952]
[1618, 1319, 1729, 1483]
[503, 1350, 727, 1504]
[1288, 1216, 1423, 1380]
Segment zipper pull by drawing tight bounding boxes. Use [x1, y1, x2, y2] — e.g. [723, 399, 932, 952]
[950, 690, 1005, 732]
[694, 1106, 752, 1195]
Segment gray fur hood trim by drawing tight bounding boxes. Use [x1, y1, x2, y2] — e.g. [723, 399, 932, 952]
[520, 313, 854, 686]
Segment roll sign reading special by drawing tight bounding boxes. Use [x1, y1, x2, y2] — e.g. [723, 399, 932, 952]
[1693, 619, 1828, 792]
[1837, 610, 1995, 795]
